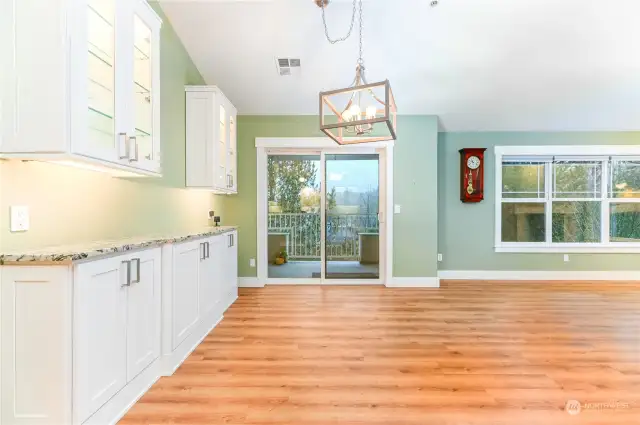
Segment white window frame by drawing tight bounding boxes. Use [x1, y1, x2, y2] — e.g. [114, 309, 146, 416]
[495, 145, 640, 253]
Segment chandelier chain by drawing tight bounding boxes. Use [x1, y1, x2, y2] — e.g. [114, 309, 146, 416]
[357, 0, 363, 66]
[321, 0, 357, 44]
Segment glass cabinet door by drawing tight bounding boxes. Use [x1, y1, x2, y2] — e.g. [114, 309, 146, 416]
[218, 104, 227, 189]
[132, 13, 154, 164]
[87, 0, 116, 155]
[228, 111, 237, 191]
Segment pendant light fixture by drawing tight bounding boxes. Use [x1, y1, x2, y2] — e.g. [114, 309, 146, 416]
[318, 0, 397, 145]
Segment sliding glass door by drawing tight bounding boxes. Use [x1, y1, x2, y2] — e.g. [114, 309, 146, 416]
[267, 154, 322, 279]
[324, 154, 380, 280]
[265, 150, 382, 283]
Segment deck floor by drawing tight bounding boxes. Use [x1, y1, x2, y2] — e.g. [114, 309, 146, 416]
[268, 260, 379, 279]
[120, 281, 640, 425]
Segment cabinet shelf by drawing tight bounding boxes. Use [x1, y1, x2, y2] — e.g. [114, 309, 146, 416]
[88, 106, 114, 120]
[88, 47, 113, 68]
[88, 4, 114, 28]
[135, 81, 150, 95]
[89, 78, 113, 94]
[134, 44, 149, 60]
[135, 127, 151, 137]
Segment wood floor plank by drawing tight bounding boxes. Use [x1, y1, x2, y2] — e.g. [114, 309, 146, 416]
[120, 282, 640, 425]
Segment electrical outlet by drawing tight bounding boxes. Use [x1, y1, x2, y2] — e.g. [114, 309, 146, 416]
[10, 206, 30, 232]
[437, 253, 443, 262]
[564, 254, 570, 262]
[249, 258, 256, 267]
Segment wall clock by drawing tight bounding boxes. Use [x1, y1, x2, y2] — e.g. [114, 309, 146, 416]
[459, 148, 487, 203]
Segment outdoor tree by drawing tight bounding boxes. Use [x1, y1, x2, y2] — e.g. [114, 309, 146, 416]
[267, 157, 318, 213]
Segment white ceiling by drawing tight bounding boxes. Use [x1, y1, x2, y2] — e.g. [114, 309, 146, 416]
[157, 0, 640, 131]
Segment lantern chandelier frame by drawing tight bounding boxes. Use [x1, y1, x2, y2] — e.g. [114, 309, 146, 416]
[317, 0, 397, 145]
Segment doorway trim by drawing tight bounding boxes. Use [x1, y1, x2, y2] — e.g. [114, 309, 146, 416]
[256, 137, 394, 286]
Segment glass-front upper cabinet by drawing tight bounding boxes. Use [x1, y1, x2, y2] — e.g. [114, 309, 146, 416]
[71, 0, 161, 173]
[0, 0, 161, 177]
[218, 104, 228, 189]
[128, 2, 161, 172]
[227, 103, 237, 193]
[82, 0, 119, 162]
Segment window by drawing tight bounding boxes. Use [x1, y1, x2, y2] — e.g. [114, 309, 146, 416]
[495, 146, 640, 253]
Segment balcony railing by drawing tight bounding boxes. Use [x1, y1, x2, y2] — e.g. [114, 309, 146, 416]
[268, 213, 379, 260]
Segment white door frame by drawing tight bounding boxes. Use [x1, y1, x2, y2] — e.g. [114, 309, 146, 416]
[256, 137, 394, 286]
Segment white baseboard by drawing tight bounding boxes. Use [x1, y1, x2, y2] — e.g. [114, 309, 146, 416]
[438, 270, 640, 281]
[238, 277, 264, 287]
[387, 277, 440, 288]
[85, 358, 161, 425]
[161, 311, 223, 376]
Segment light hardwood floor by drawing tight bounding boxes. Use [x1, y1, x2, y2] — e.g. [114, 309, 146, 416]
[120, 281, 640, 425]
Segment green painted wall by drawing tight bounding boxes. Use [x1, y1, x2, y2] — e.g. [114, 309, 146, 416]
[438, 132, 640, 271]
[227, 115, 439, 278]
[0, 5, 225, 252]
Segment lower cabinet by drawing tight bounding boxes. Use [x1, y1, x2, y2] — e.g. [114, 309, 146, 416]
[161, 231, 238, 375]
[172, 239, 202, 349]
[74, 248, 161, 424]
[0, 231, 238, 425]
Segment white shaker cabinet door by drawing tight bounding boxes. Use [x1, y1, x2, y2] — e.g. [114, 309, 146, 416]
[126, 248, 161, 381]
[198, 238, 218, 320]
[74, 256, 128, 424]
[172, 240, 203, 349]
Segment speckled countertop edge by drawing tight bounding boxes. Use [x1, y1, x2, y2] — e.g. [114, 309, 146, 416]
[0, 226, 237, 266]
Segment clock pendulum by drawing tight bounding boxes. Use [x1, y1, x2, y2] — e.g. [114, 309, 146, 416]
[467, 170, 474, 195]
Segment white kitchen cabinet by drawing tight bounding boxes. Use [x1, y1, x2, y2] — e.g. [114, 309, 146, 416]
[171, 239, 202, 349]
[74, 248, 161, 424]
[74, 256, 128, 423]
[224, 231, 239, 308]
[0, 247, 162, 425]
[1, 229, 238, 425]
[185, 86, 238, 193]
[161, 231, 238, 374]
[126, 248, 162, 382]
[199, 236, 224, 319]
[0, 0, 162, 177]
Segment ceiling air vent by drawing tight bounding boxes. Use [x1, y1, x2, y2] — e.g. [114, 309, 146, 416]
[275, 58, 301, 77]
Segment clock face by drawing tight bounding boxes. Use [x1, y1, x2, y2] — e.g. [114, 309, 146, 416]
[467, 155, 481, 170]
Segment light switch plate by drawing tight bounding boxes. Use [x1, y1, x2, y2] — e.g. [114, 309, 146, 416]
[437, 253, 443, 262]
[394, 204, 401, 214]
[249, 258, 256, 267]
[10, 206, 29, 232]
[564, 254, 570, 262]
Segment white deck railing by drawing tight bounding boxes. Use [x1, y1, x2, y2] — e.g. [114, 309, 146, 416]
[268, 213, 379, 260]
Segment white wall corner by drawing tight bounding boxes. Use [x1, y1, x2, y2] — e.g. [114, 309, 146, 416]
[438, 270, 640, 281]
[238, 277, 265, 288]
[387, 277, 440, 288]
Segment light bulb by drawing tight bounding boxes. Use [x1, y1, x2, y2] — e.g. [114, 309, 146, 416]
[341, 109, 353, 121]
[349, 104, 361, 120]
[366, 106, 376, 119]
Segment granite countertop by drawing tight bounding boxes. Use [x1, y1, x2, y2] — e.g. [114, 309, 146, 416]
[0, 226, 237, 266]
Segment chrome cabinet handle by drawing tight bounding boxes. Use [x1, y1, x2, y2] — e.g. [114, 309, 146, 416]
[119, 133, 129, 159]
[200, 243, 205, 260]
[122, 261, 131, 287]
[205, 242, 210, 259]
[131, 258, 140, 284]
[129, 136, 138, 162]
